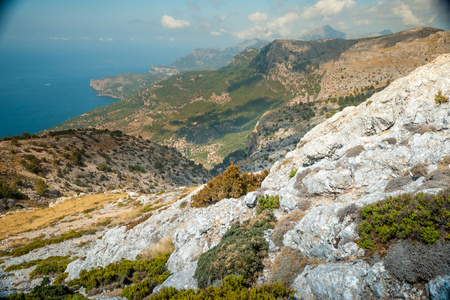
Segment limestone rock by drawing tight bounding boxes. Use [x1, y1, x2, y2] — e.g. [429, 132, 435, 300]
[427, 274, 450, 300]
[244, 191, 260, 208]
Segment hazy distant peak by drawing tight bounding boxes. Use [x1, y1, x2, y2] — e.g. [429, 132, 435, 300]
[299, 25, 346, 41]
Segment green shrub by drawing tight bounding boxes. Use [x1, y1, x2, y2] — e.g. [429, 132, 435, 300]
[256, 195, 280, 214]
[35, 178, 48, 197]
[434, 90, 448, 104]
[192, 164, 269, 208]
[97, 164, 112, 172]
[53, 273, 69, 286]
[289, 170, 297, 179]
[128, 165, 145, 172]
[0, 283, 85, 300]
[194, 212, 275, 289]
[357, 189, 450, 250]
[67, 253, 170, 298]
[151, 275, 294, 300]
[21, 154, 43, 174]
[0, 181, 25, 199]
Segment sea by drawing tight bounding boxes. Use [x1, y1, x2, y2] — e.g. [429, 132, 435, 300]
[0, 41, 188, 138]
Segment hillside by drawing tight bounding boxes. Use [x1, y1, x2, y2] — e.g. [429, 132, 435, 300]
[1, 54, 448, 299]
[50, 28, 450, 169]
[0, 129, 209, 210]
[90, 39, 269, 100]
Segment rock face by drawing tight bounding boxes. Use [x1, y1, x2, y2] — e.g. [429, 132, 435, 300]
[7, 54, 447, 298]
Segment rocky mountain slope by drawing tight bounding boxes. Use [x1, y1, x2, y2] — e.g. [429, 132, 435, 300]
[51, 28, 449, 171]
[0, 129, 209, 209]
[2, 54, 447, 298]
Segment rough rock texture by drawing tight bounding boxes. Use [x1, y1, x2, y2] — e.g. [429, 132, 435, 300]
[261, 54, 450, 298]
[66, 188, 253, 284]
[3, 54, 447, 299]
[427, 274, 450, 300]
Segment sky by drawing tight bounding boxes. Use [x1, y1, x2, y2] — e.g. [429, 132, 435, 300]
[0, 0, 449, 50]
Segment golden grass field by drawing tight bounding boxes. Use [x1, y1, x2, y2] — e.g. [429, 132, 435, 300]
[0, 192, 126, 240]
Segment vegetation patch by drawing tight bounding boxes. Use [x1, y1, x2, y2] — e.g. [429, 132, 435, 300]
[256, 195, 280, 214]
[357, 189, 450, 250]
[269, 248, 307, 287]
[151, 275, 294, 300]
[194, 212, 276, 288]
[434, 90, 448, 104]
[0, 181, 25, 200]
[0, 279, 87, 300]
[191, 164, 268, 207]
[5, 255, 76, 279]
[68, 253, 170, 299]
[125, 213, 153, 231]
[8, 230, 96, 257]
[289, 170, 297, 179]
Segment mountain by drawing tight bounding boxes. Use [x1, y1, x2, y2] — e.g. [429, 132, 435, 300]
[2, 54, 448, 299]
[89, 39, 269, 100]
[299, 24, 346, 40]
[345, 29, 393, 39]
[0, 129, 209, 209]
[150, 39, 269, 74]
[51, 27, 450, 170]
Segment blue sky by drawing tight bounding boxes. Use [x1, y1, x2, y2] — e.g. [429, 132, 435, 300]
[1, 0, 449, 49]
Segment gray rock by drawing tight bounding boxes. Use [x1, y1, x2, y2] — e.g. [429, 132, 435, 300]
[244, 191, 260, 208]
[427, 274, 450, 300]
[283, 204, 362, 260]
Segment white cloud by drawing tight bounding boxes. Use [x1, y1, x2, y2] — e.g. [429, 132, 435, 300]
[248, 12, 269, 23]
[233, 12, 299, 40]
[169, 37, 176, 41]
[302, 0, 356, 19]
[161, 15, 190, 29]
[98, 37, 114, 42]
[393, 2, 425, 25]
[48, 37, 71, 40]
[355, 19, 372, 25]
[210, 31, 222, 36]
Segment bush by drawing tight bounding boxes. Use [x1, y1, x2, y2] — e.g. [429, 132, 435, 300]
[384, 240, 450, 283]
[192, 164, 269, 207]
[434, 90, 448, 104]
[0, 281, 85, 300]
[4, 256, 75, 279]
[21, 154, 43, 174]
[289, 170, 297, 179]
[35, 178, 48, 197]
[270, 248, 307, 287]
[128, 165, 145, 173]
[357, 189, 450, 250]
[194, 212, 276, 288]
[256, 195, 280, 214]
[0, 181, 25, 199]
[151, 275, 294, 299]
[67, 253, 170, 298]
[97, 164, 112, 172]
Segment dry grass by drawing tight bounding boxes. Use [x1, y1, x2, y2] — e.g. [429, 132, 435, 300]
[139, 236, 175, 260]
[0, 192, 126, 239]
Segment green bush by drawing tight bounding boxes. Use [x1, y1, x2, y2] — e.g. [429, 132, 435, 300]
[35, 178, 48, 197]
[192, 164, 269, 208]
[256, 195, 280, 214]
[151, 275, 294, 299]
[0, 181, 25, 199]
[67, 253, 170, 298]
[128, 165, 146, 173]
[20, 154, 43, 174]
[357, 189, 450, 250]
[289, 170, 297, 179]
[0, 282, 85, 300]
[53, 273, 69, 286]
[194, 212, 275, 288]
[434, 90, 448, 104]
[97, 164, 112, 172]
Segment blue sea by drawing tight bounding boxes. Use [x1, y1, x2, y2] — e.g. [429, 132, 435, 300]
[0, 41, 188, 138]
